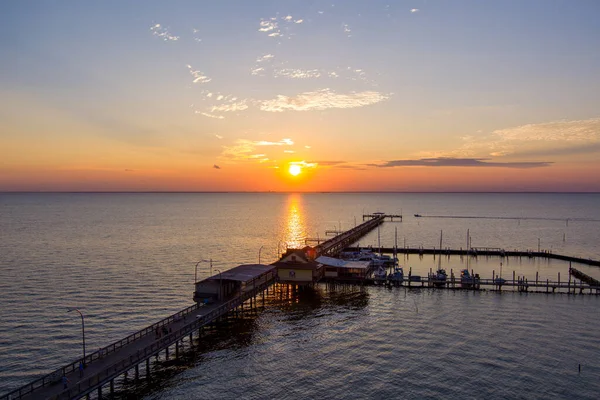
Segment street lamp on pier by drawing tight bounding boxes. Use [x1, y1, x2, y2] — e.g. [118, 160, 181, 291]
[195, 258, 213, 283]
[215, 269, 223, 301]
[68, 308, 86, 366]
[258, 245, 264, 264]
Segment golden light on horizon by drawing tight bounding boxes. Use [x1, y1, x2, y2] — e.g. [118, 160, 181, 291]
[289, 164, 302, 176]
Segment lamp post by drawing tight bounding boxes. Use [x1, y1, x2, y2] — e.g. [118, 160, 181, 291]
[258, 245, 264, 264]
[195, 259, 213, 283]
[215, 269, 222, 301]
[68, 308, 86, 366]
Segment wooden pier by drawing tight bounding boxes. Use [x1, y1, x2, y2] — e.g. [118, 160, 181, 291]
[346, 246, 600, 268]
[2, 215, 388, 400]
[3, 213, 599, 399]
[362, 213, 402, 222]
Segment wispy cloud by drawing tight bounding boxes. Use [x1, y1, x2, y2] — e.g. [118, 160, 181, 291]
[187, 65, 211, 84]
[343, 24, 352, 37]
[370, 157, 553, 169]
[221, 138, 294, 160]
[196, 112, 224, 119]
[210, 101, 248, 113]
[448, 117, 600, 159]
[251, 67, 265, 76]
[256, 54, 275, 62]
[259, 89, 389, 112]
[215, 134, 223, 139]
[411, 8, 420, 13]
[274, 68, 322, 79]
[213, 164, 221, 169]
[150, 24, 179, 41]
[259, 19, 278, 32]
[493, 118, 600, 142]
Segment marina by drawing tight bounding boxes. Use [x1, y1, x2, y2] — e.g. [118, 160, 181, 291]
[3, 211, 599, 400]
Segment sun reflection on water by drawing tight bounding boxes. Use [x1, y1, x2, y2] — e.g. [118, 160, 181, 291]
[284, 194, 307, 249]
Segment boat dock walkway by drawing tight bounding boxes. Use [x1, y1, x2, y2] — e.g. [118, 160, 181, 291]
[2, 214, 387, 400]
[348, 246, 600, 268]
[3, 278, 274, 400]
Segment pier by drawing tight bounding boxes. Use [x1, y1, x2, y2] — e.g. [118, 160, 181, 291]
[346, 246, 600, 267]
[3, 213, 600, 399]
[1, 215, 386, 400]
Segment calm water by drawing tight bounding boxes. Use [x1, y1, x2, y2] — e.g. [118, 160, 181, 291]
[1, 193, 600, 398]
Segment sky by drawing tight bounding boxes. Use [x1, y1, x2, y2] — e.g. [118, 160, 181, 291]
[1, 0, 600, 192]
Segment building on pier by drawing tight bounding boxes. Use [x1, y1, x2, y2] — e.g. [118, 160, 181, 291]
[317, 256, 371, 280]
[273, 249, 323, 285]
[193, 263, 275, 304]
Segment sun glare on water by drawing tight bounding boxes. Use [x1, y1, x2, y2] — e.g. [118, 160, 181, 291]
[289, 164, 302, 176]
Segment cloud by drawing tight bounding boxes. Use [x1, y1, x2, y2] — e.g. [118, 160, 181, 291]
[259, 20, 278, 32]
[274, 68, 322, 79]
[150, 24, 179, 41]
[448, 117, 600, 159]
[210, 101, 248, 113]
[256, 138, 294, 146]
[256, 54, 275, 62]
[221, 138, 294, 160]
[215, 134, 224, 139]
[259, 89, 389, 112]
[295, 19, 304, 24]
[196, 112, 224, 119]
[213, 164, 221, 169]
[307, 160, 346, 166]
[251, 67, 265, 76]
[370, 157, 553, 169]
[187, 65, 211, 84]
[493, 118, 600, 142]
[283, 15, 293, 21]
[411, 8, 419, 13]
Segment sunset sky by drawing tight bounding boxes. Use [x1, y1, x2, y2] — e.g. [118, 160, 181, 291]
[1, 0, 600, 192]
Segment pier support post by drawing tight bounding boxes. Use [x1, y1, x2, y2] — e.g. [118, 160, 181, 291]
[135, 364, 139, 382]
[166, 346, 169, 360]
[176, 341, 179, 358]
[110, 379, 114, 396]
[146, 358, 150, 380]
[98, 385, 103, 399]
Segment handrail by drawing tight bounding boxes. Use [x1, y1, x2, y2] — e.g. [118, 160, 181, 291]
[0, 302, 203, 400]
[50, 279, 274, 400]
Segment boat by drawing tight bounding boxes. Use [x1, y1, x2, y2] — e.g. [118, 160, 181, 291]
[432, 230, 447, 287]
[414, 214, 422, 217]
[460, 269, 474, 288]
[388, 266, 404, 285]
[373, 265, 387, 284]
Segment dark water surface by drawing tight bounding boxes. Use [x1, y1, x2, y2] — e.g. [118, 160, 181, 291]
[1, 193, 599, 398]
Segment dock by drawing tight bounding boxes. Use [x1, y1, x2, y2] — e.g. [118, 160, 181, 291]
[3, 212, 600, 399]
[1, 214, 386, 400]
[346, 246, 600, 268]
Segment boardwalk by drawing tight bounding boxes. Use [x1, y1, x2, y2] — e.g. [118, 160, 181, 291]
[3, 215, 387, 400]
[3, 279, 274, 400]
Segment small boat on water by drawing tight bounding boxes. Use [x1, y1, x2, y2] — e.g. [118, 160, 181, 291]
[373, 266, 387, 284]
[460, 269, 474, 288]
[388, 266, 404, 285]
[432, 230, 447, 287]
[414, 214, 422, 217]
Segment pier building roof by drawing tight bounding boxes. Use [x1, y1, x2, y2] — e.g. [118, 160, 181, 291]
[206, 264, 274, 283]
[316, 256, 370, 270]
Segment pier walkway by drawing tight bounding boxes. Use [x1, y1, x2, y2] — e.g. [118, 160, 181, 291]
[3, 215, 388, 400]
[3, 278, 274, 400]
[349, 246, 600, 268]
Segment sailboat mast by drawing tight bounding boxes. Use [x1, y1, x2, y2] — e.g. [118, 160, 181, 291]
[438, 230, 443, 272]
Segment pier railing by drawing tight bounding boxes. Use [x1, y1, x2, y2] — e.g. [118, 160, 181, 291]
[49, 278, 275, 400]
[1, 302, 203, 400]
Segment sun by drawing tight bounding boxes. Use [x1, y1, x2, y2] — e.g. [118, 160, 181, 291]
[289, 164, 302, 176]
